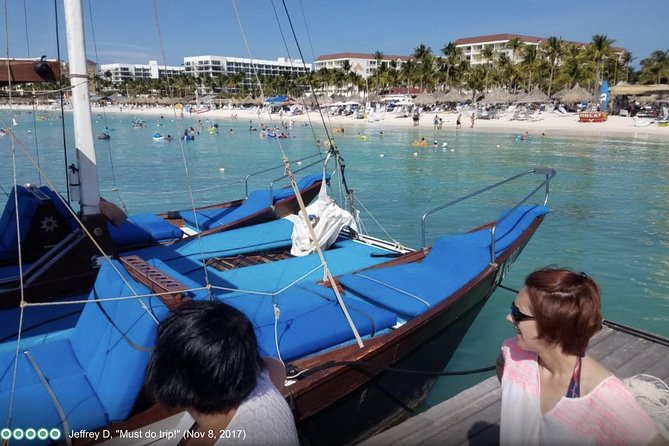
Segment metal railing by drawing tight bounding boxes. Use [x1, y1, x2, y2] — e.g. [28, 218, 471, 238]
[242, 152, 324, 198]
[420, 167, 556, 262]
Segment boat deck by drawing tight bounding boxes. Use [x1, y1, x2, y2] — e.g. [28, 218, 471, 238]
[361, 320, 669, 445]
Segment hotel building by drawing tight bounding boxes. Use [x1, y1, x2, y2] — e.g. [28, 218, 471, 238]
[99, 60, 183, 83]
[454, 33, 626, 65]
[182, 56, 311, 88]
[314, 53, 411, 78]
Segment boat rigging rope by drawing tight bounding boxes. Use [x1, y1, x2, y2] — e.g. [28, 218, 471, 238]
[86, 0, 127, 213]
[286, 360, 496, 380]
[231, 0, 363, 348]
[53, 0, 71, 203]
[150, 0, 213, 297]
[2, 2, 29, 434]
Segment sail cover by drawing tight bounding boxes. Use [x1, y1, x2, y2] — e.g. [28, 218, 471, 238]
[285, 179, 357, 257]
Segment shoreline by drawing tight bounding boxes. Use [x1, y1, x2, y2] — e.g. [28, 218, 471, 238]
[3, 104, 668, 139]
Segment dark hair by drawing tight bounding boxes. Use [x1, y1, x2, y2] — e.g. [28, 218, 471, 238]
[145, 300, 264, 414]
[524, 267, 602, 355]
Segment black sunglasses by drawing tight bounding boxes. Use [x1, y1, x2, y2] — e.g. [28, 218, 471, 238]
[510, 301, 535, 323]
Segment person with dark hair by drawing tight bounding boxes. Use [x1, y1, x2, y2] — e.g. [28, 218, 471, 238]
[145, 300, 298, 445]
[496, 267, 666, 445]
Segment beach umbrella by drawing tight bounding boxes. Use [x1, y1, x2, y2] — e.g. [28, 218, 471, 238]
[527, 88, 550, 103]
[483, 88, 514, 104]
[552, 85, 570, 100]
[514, 91, 531, 103]
[560, 84, 592, 104]
[414, 93, 437, 105]
[432, 91, 447, 103]
[441, 90, 467, 103]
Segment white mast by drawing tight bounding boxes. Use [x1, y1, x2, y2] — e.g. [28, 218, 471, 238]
[64, 0, 100, 216]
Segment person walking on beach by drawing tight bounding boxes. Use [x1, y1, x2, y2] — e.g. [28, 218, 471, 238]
[497, 267, 667, 446]
[470, 112, 475, 128]
[145, 300, 299, 445]
[456, 113, 462, 129]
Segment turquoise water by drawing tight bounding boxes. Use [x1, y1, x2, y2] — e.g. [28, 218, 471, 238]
[2, 110, 668, 406]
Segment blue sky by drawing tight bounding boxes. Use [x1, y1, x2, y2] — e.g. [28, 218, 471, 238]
[2, 0, 668, 68]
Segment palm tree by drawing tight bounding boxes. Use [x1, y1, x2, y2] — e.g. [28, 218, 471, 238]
[543, 36, 563, 98]
[441, 41, 463, 89]
[506, 37, 525, 64]
[373, 50, 384, 95]
[522, 45, 539, 91]
[588, 34, 615, 100]
[412, 44, 433, 92]
[639, 50, 669, 84]
[556, 44, 584, 88]
[480, 45, 496, 91]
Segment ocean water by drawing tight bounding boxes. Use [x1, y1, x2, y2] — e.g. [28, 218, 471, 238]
[2, 109, 668, 406]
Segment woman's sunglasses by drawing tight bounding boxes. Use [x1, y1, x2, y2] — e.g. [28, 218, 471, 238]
[510, 301, 535, 323]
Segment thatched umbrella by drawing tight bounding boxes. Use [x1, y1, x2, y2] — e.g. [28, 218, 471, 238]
[432, 91, 447, 103]
[413, 92, 437, 105]
[527, 88, 550, 103]
[552, 85, 570, 100]
[514, 91, 531, 103]
[441, 90, 468, 103]
[560, 84, 592, 104]
[483, 88, 514, 104]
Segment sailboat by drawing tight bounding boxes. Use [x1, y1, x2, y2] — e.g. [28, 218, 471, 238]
[0, 1, 556, 445]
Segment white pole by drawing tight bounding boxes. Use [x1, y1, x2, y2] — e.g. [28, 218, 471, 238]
[64, 0, 100, 216]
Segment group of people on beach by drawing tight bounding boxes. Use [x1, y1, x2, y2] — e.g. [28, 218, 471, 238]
[137, 265, 667, 445]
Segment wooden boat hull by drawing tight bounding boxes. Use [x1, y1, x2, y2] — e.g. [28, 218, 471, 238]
[286, 217, 543, 445]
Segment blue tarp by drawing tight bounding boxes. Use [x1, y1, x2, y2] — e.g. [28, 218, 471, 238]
[265, 95, 288, 103]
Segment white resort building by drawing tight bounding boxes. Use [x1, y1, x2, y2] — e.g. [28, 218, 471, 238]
[183, 55, 311, 86]
[314, 53, 411, 78]
[454, 33, 627, 65]
[99, 60, 183, 83]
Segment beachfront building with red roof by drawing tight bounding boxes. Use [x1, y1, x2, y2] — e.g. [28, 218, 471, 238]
[314, 53, 411, 78]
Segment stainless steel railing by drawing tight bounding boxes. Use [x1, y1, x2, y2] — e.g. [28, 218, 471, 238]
[420, 167, 556, 262]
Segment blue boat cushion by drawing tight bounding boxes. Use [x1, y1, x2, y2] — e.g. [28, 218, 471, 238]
[0, 260, 170, 434]
[339, 205, 549, 318]
[0, 186, 40, 261]
[217, 282, 397, 361]
[180, 174, 327, 230]
[108, 212, 183, 247]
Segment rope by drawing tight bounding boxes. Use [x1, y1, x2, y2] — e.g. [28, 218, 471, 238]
[355, 273, 432, 309]
[150, 0, 213, 298]
[53, 0, 71, 203]
[86, 0, 127, 213]
[2, 1, 28, 433]
[287, 360, 496, 380]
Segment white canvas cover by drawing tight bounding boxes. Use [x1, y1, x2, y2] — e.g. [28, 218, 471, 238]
[285, 175, 357, 257]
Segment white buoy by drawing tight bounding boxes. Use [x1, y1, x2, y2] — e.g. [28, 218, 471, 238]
[297, 161, 302, 165]
[380, 154, 385, 158]
[413, 152, 418, 157]
[219, 167, 225, 172]
[496, 144, 501, 148]
[450, 148, 454, 152]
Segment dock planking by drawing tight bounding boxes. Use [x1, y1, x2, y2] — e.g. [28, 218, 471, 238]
[361, 320, 669, 446]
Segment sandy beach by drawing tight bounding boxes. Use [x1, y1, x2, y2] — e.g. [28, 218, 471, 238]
[4, 103, 668, 139]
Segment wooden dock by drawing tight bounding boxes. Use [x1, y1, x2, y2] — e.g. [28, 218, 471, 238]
[361, 320, 669, 445]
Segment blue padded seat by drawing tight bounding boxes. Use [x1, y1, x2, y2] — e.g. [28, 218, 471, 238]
[180, 174, 327, 230]
[108, 212, 183, 247]
[217, 282, 397, 361]
[0, 186, 40, 261]
[0, 260, 170, 437]
[339, 205, 549, 318]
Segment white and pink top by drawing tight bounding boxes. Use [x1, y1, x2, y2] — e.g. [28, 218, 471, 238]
[499, 337, 659, 446]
